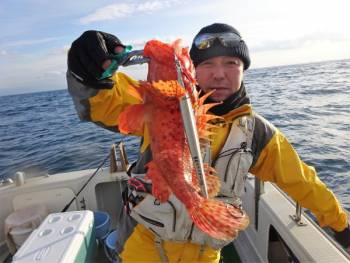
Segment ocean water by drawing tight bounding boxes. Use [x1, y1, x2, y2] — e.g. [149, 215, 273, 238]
[1, 59, 349, 212]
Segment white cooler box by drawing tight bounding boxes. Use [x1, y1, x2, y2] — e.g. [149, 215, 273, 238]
[12, 210, 95, 263]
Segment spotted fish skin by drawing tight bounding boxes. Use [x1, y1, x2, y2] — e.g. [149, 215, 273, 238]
[118, 39, 249, 241]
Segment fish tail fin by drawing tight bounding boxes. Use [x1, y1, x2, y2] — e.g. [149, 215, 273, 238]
[118, 104, 146, 134]
[190, 199, 249, 241]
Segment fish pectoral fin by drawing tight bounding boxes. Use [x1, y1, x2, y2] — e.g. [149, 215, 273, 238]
[118, 104, 146, 134]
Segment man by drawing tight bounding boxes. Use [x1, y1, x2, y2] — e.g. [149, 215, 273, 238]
[67, 23, 350, 262]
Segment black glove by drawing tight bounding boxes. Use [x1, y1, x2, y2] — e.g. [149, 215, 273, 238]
[68, 30, 124, 89]
[334, 224, 350, 251]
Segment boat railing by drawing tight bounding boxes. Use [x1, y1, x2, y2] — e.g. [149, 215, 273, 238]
[254, 176, 350, 259]
[290, 203, 307, 226]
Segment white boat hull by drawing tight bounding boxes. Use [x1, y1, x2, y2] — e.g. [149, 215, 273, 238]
[0, 169, 349, 262]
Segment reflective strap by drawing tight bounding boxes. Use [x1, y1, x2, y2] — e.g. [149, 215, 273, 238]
[154, 236, 169, 263]
[246, 115, 255, 149]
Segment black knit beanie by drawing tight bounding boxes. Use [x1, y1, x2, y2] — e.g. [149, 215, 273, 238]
[190, 23, 250, 70]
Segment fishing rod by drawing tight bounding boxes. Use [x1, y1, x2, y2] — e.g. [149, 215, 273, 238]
[61, 151, 111, 212]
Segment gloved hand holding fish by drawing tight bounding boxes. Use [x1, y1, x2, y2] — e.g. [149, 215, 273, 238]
[118, 39, 249, 241]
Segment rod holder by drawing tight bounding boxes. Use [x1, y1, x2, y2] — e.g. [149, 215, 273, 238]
[110, 142, 130, 173]
[290, 202, 307, 226]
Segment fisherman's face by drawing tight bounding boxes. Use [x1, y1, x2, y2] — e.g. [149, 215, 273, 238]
[195, 56, 244, 102]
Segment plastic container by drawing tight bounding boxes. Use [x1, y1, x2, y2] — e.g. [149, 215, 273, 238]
[93, 211, 111, 240]
[104, 230, 119, 263]
[12, 210, 95, 263]
[5, 204, 49, 254]
[10, 227, 33, 248]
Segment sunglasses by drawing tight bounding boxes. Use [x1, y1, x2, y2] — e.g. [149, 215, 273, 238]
[194, 32, 242, 50]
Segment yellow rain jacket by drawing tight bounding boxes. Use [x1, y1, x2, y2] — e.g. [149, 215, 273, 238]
[67, 71, 348, 263]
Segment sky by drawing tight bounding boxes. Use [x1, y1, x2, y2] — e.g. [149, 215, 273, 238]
[1, 0, 350, 96]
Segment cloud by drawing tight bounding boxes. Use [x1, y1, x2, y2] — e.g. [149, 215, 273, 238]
[125, 34, 187, 49]
[79, 3, 132, 24]
[79, 0, 182, 24]
[250, 33, 350, 53]
[1, 37, 61, 48]
[0, 44, 68, 95]
[41, 70, 66, 77]
[251, 38, 350, 69]
[49, 45, 70, 55]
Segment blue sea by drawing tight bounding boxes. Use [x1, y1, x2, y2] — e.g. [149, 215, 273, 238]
[1, 59, 349, 212]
